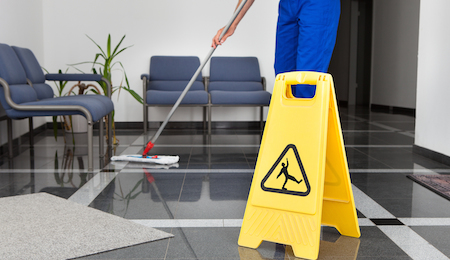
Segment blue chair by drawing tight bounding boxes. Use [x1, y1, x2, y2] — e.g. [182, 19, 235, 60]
[141, 56, 209, 132]
[0, 43, 114, 171]
[207, 56, 271, 134]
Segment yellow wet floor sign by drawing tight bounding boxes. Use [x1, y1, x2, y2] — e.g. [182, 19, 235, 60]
[238, 71, 361, 260]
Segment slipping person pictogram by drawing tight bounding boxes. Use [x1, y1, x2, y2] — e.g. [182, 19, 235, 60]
[276, 159, 303, 190]
[260, 144, 311, 196]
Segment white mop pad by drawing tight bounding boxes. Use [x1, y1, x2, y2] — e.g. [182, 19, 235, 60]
[110, 155, 180, 165]
[110, 161, 179, 169]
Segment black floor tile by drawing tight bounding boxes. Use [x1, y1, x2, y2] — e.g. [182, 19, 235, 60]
[353, 147, 450, 169]
[346, 147, 391, 169]
[370, 218, 404, 225]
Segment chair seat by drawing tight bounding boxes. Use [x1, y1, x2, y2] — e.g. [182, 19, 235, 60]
[149, 81, 205, 91]
[146, 90, 208, 105]
[209, 90, 271, 105]
[5, 95, 114, 121]
[208, 81, 264, 92]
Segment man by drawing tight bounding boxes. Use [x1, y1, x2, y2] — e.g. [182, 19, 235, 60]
[212, 0, 340, 98]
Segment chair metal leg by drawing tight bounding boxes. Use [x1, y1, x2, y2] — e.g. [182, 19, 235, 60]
[99, 118, 105, 169]
[87, 122, 94, 172]
[99, 118, 104, 157]
[260, 106, 264, 130]
[28, 117, 34, 146]
[203, 106, 207, 130]
[208, 105, 212, 135]
[144, 106, 148, 133]
[107, 111, 113, 148]
[143, 78, 148, 133]
[7, 118, 13, 159]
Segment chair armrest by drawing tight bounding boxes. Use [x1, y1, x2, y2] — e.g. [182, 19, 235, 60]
[46, 73, 102, 82]
[45, 74, 112, 98]
[261, 77, 267, 91]
[141, 74, 149, 80]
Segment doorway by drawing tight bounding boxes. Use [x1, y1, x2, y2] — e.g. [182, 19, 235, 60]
[329, 0, 373, 107]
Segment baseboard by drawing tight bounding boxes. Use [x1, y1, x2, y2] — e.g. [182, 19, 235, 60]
[0, 123, 47, 158]
[413, 145, 450, 167]
[371, 104, 416, 117]
[337, 100, 348, 107]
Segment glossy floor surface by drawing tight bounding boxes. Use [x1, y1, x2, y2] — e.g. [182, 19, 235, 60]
[1, 106, 450, 259]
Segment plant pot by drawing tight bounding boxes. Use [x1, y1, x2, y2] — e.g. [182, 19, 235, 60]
[65, 115, 87, 133]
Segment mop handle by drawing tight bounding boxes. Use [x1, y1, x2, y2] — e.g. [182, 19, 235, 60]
[145, 0, 248, 153]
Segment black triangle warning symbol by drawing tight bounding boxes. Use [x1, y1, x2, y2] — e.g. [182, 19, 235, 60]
[260, 144, 311, 196]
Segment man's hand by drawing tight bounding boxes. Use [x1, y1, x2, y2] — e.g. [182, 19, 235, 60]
[212, 26, 236, 48]
[211, 0, 254, 48]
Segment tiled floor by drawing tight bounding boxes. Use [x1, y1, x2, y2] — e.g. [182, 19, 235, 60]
[1, 106, 450, 259]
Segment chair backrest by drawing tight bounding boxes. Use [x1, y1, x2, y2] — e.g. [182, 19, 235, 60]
[0, 43, 39, 110]
[12, 46, 54, 100]
[209, 57, 263, 91]
[148, 56, 204, 91]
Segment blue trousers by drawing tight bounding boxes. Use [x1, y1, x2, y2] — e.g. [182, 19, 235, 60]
[275, 0, 340, 98]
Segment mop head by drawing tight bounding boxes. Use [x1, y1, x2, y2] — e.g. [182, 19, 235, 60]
[110, 155, 180, 165]
[111, 161, 179, 169]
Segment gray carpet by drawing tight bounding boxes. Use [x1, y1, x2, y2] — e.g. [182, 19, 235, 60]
[0, 193, 173, 260]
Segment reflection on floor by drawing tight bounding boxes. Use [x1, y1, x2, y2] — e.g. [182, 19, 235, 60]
[1, 106, 450, 259]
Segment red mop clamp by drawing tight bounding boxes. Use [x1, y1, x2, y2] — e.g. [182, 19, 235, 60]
[142, 142, 154, 158]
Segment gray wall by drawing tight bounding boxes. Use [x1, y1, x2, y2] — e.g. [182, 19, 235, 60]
[415, 0, 450, 157]
[0, 0, 45, 146]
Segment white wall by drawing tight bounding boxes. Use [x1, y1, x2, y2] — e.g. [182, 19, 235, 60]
[41, 0, 279, 123]
[0, 0, 44, 146]
[371, 0, 420, 109]
[415, 0, 450, 157]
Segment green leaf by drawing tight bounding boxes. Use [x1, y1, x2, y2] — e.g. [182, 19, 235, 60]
[125, 89, 144, 104]
[112, 35, 126, 56]
[93, 53, 105, 72]
[89, 88, 100, 95]
[107, 34, 111, 57]
[86, 34, 106, 57]
[111, 45, 133, 60]
[129, 192, 142, 200]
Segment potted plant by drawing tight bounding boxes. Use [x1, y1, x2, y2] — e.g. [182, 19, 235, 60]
[47, 69, 103, 141]
[70, 34, 143, 145]
[47, 68, 80, 141]
[64, 81, 103, 133]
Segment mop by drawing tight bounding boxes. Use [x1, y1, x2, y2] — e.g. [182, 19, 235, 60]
[111, 0, 248, 165]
